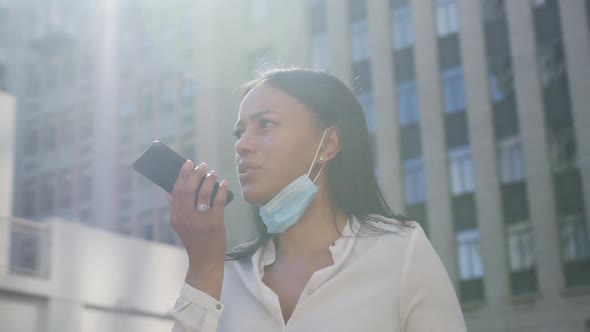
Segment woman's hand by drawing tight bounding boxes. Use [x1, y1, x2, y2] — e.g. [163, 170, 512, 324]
[166, 160, 229, 300]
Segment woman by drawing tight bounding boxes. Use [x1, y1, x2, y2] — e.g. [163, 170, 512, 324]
[168, 68, 467, 331]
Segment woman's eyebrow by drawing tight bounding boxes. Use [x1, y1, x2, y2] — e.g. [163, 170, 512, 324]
[234, 109, 280, 128]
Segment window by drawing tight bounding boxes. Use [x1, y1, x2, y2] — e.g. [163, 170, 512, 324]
[357, 91, 377, 159]
[311, 34, 331, 70]
[436, 0, 459, 37]
[79, 209, 93, 226]
[79, 174, 92, 201]
[351, 20, 371, 62]
[119, 100, 135, 122]
[117, 164, 133, 192]
[501, 182, 530, 224]
[452, 194, 478, 230]
[160, 79, 176, 112]
[181, 73, 196, 107]
[449, 146, 474, 195]
[349, 0, 368, 22]
[0, 64, 6, 91]
[352, 59, 372, 92]
[45, 62, 58, 91]
[61, 112, 75, 144]
[139, 87, 155, 122]
[251, 0, 269, 23]
[59, 174, 73, 209]
[488, 72, 505, 102]
[507, 222, 535, 271]
[357, 91, 375, 134]
[403, 158, 426, 205]
[79, 110, 94, 138]
[537, 41, 566, 89]
[25, 67, 40, 96]
[554, 170, 585, 216]
[39, 183, 54, 214]
[548, 127, 577, 173]
[309, 0, 327, 34]
[116, 215, 134, 236]
[43, 124, 57, 151]
[560, 215, 590, 263]
[499, 138, 525, 184]
[138, 211, 155, 241]
[21, 187, 37, 218]
[481, 0, 505, 22]
[391, 5, 414, 49]
[442, 67, 466, 113]
[23, 131, 38, 155]
[456, 228, 484, 280]
[398, 80, 419, 126]
[530, 0, 547, 8]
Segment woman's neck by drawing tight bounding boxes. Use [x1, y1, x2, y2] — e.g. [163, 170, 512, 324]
[274, 189, 347, 261]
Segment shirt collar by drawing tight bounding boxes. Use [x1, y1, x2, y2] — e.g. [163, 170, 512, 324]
[253, 216, 358, 278]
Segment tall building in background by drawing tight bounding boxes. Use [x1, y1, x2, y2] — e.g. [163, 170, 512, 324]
[6, 0, 590, 330]
[7, 0, 228, 246]
[0, 89, 15, 219]
[214, 0, 590, 331]
[0, 0, 16, 218]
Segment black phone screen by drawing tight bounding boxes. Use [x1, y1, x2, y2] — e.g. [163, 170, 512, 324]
[132, 141, 234, 206]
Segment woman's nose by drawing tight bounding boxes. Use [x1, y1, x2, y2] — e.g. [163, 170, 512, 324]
[234, 132, 253, 156]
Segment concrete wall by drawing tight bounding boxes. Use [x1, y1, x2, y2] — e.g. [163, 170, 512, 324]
[0, 218, 190, 332]
[0, 91, 15, 218]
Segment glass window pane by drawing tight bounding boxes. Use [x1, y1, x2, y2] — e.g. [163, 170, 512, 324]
[357, 92, 375, 132]
[457, 229, 484, 280]
[351, 20, 370, 62]
[398, 81, 419, 126]
[311, 34, 331, 69]
[449, 147, 473, 195]
[404, 158, 425, 204]
[560, 216, 590, 262]
[442, 67, 465, 113]
[392, 5, 413, 49]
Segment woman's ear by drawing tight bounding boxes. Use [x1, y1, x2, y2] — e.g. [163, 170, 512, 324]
[319, 126, 341, 163]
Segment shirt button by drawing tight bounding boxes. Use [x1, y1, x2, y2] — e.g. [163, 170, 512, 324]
[216, 304, 222, 310]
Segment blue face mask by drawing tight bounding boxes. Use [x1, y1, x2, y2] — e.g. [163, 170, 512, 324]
[259, 129, 328, 234]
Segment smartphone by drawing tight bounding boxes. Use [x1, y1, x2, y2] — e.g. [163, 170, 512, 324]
[132, 141, 234, 206]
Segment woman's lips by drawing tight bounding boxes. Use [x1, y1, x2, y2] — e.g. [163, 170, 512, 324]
[238, 161, 260, 180]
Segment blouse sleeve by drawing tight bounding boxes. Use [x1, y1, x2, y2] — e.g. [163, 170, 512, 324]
[399, 223, 468, 332]
[170, 283, 224, 332]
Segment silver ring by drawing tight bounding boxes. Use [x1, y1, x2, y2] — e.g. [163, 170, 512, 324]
[197, 203, 210, 212]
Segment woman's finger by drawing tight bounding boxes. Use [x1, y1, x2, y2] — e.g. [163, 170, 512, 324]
[180, 163, 208, 210]
[211, 179, 229, 219]
[172, 160, 194, 195]
[196, 170, 218, 212]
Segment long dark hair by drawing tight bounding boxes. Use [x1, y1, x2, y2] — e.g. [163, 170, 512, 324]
[226, 68, 412, 261]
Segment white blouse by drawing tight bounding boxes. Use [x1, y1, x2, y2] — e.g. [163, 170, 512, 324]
[170, 216, 467, 331]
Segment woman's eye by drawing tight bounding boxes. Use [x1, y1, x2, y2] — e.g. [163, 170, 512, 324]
[260, 119, 275, 128]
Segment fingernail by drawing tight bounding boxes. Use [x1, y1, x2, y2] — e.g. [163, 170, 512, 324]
[184, 160, 192, 170]
[220, 180, 228, 187]
[210, 170, 218, 176]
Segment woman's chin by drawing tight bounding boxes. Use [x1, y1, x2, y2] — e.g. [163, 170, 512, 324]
[240, 186, 272, 205]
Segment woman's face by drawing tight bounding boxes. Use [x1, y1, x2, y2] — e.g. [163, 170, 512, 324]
[234, 83, 324, 205]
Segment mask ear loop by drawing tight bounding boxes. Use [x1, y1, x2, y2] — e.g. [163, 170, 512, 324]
[307, 129, 329, 184]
